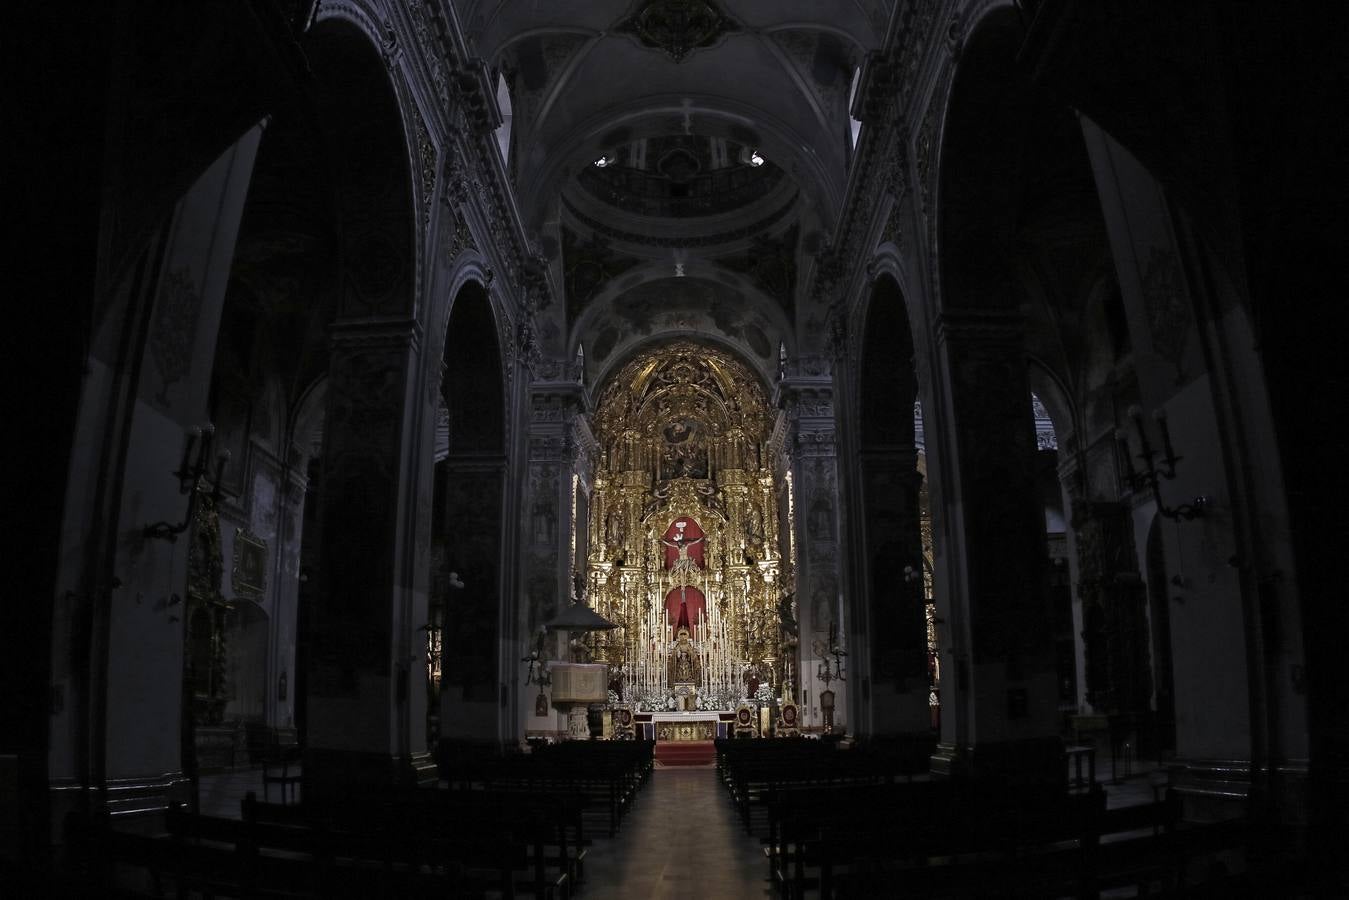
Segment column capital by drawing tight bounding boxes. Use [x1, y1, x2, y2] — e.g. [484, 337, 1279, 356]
[776, 378, 837, 458]
[775, 374, 834, 411]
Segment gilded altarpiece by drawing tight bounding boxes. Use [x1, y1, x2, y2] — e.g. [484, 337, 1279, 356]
[584, 342, 794, 711]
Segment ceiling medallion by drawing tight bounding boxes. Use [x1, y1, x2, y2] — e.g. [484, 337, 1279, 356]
[618, 0, 740, 63]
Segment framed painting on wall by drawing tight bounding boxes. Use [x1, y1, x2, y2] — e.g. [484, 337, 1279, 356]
[233, 528, 267, 599]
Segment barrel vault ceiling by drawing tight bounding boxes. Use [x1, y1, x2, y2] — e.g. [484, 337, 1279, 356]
[453, 0, 893, 385]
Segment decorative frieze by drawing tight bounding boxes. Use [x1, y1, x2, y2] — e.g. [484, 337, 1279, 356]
[412, 104, 436, 231]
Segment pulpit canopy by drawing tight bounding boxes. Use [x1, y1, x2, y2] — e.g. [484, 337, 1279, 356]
[543, 600, 618, 632]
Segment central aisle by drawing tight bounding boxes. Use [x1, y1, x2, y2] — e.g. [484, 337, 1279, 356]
[582, 767, 769, 899]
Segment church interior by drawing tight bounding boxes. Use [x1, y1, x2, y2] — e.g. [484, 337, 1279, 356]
[7, 0, 1346, 895]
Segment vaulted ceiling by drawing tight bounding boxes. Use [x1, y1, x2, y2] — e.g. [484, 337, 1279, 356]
[453, 0, 893, 384]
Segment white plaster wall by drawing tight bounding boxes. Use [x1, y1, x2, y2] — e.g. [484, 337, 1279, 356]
[1144, 375, 1249, 760]
[102, 125, 263, 779]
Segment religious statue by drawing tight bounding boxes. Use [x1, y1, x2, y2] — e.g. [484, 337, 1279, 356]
[605, 507, 625, 548]
[778, 590, 799, 639]
[743, 665, 760, 700]
[668, 626, 699, 685]
[662, 526, 703, 579]
[744, 504, 765, 543]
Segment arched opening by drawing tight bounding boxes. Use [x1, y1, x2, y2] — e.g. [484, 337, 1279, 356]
[857, 275, 930, 736]
[287, 16, 420, 797]
[932, 8, 1065, 769]
[434, 280, 506, 744]
[182, 83, 340, 779]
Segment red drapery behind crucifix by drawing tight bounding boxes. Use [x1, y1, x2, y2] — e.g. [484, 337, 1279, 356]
[661, 517, 705, 570]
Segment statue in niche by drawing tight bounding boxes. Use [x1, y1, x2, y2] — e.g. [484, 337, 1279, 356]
[605, 507, 625, 548]
[746, 504, 765, 542]
[668, 626, 700, 685]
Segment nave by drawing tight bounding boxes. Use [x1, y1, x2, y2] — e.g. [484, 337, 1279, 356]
[11, 1, 1345, 895]
[136, 739, 1242, 900]
[194, 765, 771, 899]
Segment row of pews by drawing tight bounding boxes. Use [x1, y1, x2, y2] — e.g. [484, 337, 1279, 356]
[715, 736, 1297, 898]
[440, 740, 654, 839]
[80, 740, 654, 899]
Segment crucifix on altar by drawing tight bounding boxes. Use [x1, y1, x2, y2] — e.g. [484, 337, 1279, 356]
[663, 519, 704, 710]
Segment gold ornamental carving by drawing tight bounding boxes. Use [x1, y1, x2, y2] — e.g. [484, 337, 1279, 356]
[583, 341, 795, 711]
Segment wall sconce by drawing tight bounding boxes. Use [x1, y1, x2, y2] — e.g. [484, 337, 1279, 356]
[1115, 405, 1207, 521]
[814, 621, 846, 688]
[143, 423, 230, 541]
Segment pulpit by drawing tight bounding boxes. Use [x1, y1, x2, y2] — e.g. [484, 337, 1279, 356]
[550, 662, 608, 740]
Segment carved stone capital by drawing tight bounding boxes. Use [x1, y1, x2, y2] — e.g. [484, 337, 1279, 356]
[794, 427, 838, 458]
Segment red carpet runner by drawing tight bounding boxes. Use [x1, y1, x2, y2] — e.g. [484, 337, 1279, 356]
[653, 740, 716, 767]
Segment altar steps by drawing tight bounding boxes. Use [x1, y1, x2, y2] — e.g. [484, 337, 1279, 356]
[654, 740, 716, 767]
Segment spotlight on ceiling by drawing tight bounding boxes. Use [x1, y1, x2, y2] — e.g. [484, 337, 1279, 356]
[748, 150, 765, 167]
[593, 155, 613, 168]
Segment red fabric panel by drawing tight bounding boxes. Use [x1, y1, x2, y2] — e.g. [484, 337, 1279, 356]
[664, 585, 706, 625]
[661, 517, 705, 569]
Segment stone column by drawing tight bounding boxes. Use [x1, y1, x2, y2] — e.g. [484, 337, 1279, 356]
[929, 311, 1058, 779]
[519, 379, 590, 741]
[778, 370, 848, 733]
[305, 318, 426, 798]
[859, 442, 931, 735]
